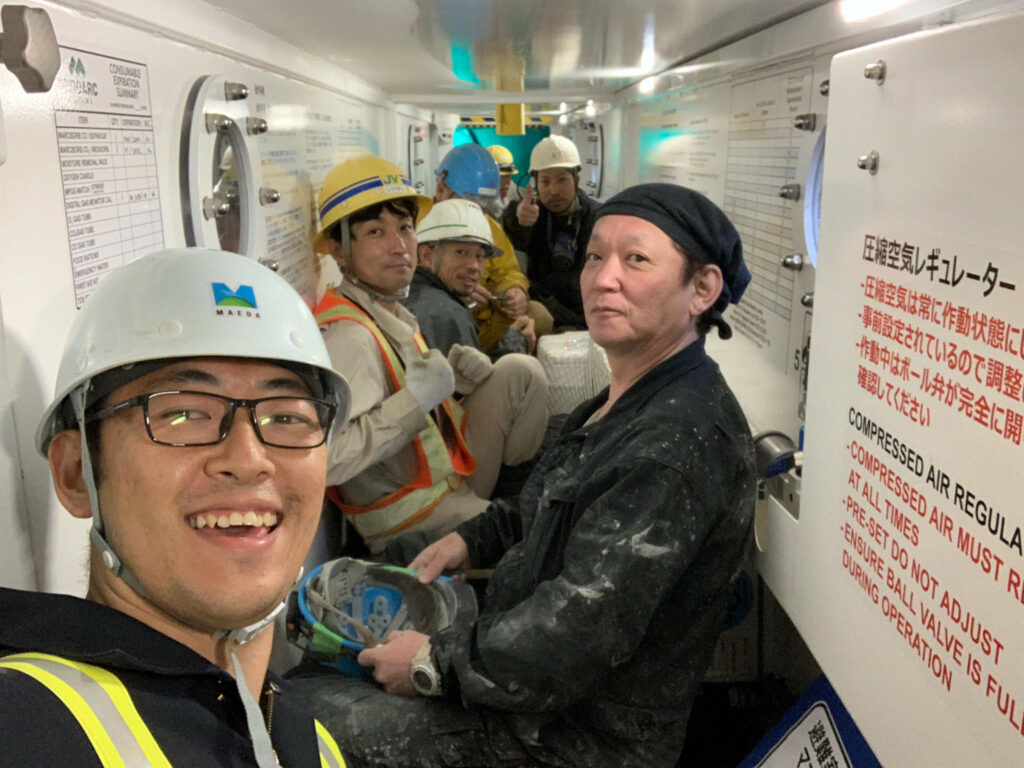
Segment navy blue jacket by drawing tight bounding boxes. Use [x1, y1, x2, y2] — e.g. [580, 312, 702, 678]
[0, 587, 331, 767]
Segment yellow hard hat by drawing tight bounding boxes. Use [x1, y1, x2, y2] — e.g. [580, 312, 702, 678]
[486, 145, 516, 175]
[313, 155, 432, 254]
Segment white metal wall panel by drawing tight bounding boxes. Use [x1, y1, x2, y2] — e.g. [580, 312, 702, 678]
[632, 56, 830, 442]
[763, 13, 1024, 764]
[0, 2, 404, 594]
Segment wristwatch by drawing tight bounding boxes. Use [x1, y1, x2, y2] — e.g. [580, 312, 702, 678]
[409, 641, 442, 697]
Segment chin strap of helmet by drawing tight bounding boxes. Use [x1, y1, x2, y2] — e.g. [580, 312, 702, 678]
[71, 384, 149, 599]
[215, 564, 303, 768]
[219, 598, 291, 768]
[229, 652, 279, 768]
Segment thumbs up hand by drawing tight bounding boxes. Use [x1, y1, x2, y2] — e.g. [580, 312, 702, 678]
[517, 184, 540, 227]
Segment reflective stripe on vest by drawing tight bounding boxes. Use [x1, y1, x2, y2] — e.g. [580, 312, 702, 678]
[0, 652, 172, 767]
[316, 720, 346, 768]
[315, 290, 476, 541]
[0, 652, 347, 768]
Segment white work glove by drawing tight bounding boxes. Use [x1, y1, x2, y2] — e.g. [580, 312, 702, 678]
[405, 349, 456, 413]
[447, 344, 493, 395]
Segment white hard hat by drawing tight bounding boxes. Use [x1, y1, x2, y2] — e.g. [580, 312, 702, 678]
[37, 247, 351, 455]
[529, 135, 581, 173]
[415, 199, 502, 259]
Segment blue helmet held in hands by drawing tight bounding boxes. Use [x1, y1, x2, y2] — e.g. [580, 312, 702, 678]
[288, 557, 477, 677]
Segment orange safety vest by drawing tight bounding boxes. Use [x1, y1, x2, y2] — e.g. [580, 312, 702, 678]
[315, 290, 476, 542]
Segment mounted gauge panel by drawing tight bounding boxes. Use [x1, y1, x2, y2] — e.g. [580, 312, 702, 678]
[571, 121, 603, 198]
[407, 122, 429, 196]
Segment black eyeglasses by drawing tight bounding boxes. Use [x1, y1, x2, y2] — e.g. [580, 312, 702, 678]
[85, 391, 336, 449]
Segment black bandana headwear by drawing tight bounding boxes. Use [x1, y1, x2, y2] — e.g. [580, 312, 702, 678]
[594, 183, 750, 339]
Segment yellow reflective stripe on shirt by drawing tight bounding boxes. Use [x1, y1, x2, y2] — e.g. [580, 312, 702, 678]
[315, 719, 347, 767]
[0, 652, 172, 768]
[0, 658, 124, 767]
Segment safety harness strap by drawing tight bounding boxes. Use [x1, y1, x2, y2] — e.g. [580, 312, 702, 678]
[0, 652, 172, 767]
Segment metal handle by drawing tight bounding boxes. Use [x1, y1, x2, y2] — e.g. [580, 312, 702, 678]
[0, 5, 60, 93]
[800, 292, 814, 308]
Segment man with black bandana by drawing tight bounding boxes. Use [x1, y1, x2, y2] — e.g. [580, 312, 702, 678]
[501, 135, 601, 330]
[291, 182, 757, 768]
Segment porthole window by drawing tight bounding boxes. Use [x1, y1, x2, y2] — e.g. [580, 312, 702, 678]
[803, 128, 826, 267]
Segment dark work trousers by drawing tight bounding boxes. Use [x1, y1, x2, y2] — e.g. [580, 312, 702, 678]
[289, 670, 538, 768]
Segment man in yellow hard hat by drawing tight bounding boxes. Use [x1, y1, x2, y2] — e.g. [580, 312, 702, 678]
[312, 156, 548, 555]
[484, 144, 526, 219]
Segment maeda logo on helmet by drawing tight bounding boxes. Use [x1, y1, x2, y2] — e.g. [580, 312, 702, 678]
[211, 282, 262, 318]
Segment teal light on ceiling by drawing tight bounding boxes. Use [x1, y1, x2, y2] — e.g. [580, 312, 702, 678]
[450, 43, 480, 86]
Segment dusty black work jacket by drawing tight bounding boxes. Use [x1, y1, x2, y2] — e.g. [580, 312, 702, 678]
[501, 188, 600, 329]
[0, 587, 332, 767]
[432, 338, 757, 768]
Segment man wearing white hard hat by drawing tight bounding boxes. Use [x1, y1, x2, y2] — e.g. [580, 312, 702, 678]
[0, 249, 349, 767]
[405, 198, 549, 499]
[312, 157, 548, 556]
[501, 134, 601, 330]
[404, 197, 501, 354]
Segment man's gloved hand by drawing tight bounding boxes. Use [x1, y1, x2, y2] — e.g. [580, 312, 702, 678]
[405, 349, 456, 412]
[447, 344, 493, 395]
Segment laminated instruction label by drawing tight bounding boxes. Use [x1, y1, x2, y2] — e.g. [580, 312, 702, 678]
[52, 47, 163, 307]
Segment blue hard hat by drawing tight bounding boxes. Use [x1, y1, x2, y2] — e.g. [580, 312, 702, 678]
[435, 144, 500, 200]
[288, 557, 477, 677]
